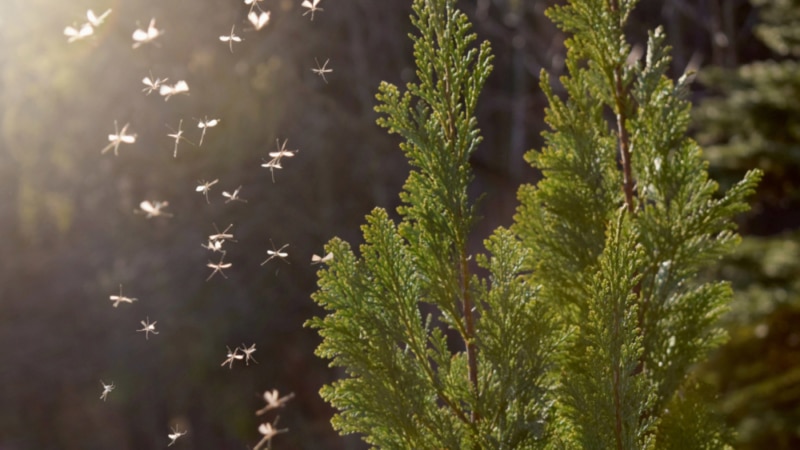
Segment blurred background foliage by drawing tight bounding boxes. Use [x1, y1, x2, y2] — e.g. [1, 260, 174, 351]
[0, 0, 796, 448]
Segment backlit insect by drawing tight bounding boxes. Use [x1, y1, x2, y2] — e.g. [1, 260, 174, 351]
[311, 252, 333, 265]
[219, 25, 242, 53]
[110, 284, 138, 308]
[209, 223, 235, 242]
[222, 186, 246, 203]
[137, 200, 172, 218]
[240, 343, 258, 365]
[244, 0, 264, 13]
[260, 158, 282, 183]
[101, 121, 136, 156]
[221, 346, 244, 369]
[86, 9, 111, 27]
[312, 58, 332, 83]
[167, 426, 187, 447]
[195, 179, 218, 203]
[159, 80, 189, 101]
[253, 420, 288, 450]
[248, 10, 270, 31]
[302, 0, 323, 21]
[256, 389, 295, 415]
[269, 138, 297, 159]
[100, 380, 115, 401]
[261, 139, 296, 182]
[167, 119, 193, 158]
[196, 117, 219, 146]
[137, 316, 158, 340]
[132, 18, 162, 48]
[261, 241, 289, 266]
[142, 73, 168, 95]
[64, 23, 93, 43]
[207, 255, 232, 281]
[202, 238, 225, 253]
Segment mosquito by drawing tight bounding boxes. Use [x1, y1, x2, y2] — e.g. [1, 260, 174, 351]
[256, 389, 295, 416]
[240, 343, 258, 365]
[166, 119, 194, 158]
[209, 223, 235, 242]
[202, 238, 226, 254]
[260, 157, 282, 183]
[261, 139, 296, 182]
[196, 117, 219, 146]
[159, 80, 189, 101]
[311, 252, 333, 265]
[261, 241, 289, 266]
[253, 419, 288, 450]
[220, 346, 244, 369]
[142, 72, 168, 95]
[110, 284, 138, 308]
[132, 18, 162, 48]
[222, 185, 246, 203]
[312, 58, 332, 83]
[100, 121, 136, 156]
[244, 0, 264, 13]
[207, 255, 232, 281]
[248, 10, 270, 31]
[64, 22, 93, 43]
[137, 200, 172, 218]
[302, 0, 323, 21]
[138, 316, 158, 340]
[100, 380, 115, 401]
[167, 425, 187, 447]
[219, 25, 242, 53]
[195, 179, 218, 203]
[87, 9, 111, 27]
[269, 138, 298, 159]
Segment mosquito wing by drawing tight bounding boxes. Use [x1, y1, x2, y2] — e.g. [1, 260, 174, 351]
[87, 9, 111, 27]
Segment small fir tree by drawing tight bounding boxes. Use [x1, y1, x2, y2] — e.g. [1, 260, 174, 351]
[310, 0, 761, 448]
[513, 0, 761, 448]
[307, 0, 557, 447]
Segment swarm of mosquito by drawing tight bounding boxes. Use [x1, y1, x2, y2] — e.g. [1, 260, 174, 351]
[75, 5, 339, 447]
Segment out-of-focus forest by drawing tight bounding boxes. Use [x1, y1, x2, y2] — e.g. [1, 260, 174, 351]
[0, 0, 796, 448]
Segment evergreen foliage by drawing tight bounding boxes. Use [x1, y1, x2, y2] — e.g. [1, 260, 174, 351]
[693, 0, 800, 447]
[308, 0, 556, 447]
[310, 0, 761, 448]
[512, 0, 761, 447]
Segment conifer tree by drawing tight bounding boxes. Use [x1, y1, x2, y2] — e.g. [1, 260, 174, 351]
[693, 0, 800, 447]
[310, 0, 762, 448]
[308, 0, 556, 447]
[512, 0, 761, 448]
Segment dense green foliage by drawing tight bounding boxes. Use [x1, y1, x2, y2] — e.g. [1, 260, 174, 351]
[694, 0, 800, 447]
[310, 0, 761, 448]
[309, 1, 557, 447]
[513, 0, 760, 446]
